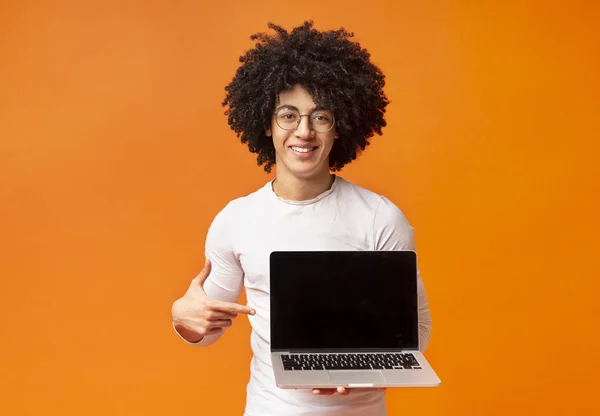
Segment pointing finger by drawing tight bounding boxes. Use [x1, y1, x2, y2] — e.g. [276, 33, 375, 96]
[208, 298, 255, 315]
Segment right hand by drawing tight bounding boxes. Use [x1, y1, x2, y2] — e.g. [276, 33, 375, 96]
[171, 259, 255, 343]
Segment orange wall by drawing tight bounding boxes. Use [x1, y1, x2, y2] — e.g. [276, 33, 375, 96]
[1, 1, 599, 415]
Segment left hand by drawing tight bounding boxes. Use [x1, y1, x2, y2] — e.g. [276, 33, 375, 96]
[312, 387, 386, 396]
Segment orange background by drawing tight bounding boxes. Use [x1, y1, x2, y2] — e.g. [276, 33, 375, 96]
[1, 1, 599, 415]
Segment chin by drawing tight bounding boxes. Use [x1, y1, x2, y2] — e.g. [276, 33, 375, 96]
[285, 162, 329, 179]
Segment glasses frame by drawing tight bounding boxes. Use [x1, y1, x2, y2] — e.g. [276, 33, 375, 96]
[273, 107, 336, 133]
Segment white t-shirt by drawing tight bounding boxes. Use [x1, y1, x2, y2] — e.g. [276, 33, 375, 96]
[177, 176, 432, 416]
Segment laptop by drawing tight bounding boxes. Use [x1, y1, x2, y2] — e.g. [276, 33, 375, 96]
[269, 250, 441, 389]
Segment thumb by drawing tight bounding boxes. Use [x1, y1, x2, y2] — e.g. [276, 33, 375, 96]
[197, 258, 212, 288]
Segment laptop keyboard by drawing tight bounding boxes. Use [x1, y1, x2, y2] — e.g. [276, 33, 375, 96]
[281, 352, 422, 371]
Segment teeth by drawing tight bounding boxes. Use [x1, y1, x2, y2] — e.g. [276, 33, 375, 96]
[291, 146, 315, 153]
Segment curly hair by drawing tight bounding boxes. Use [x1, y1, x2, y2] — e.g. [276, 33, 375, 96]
[222, 20, 389, 173]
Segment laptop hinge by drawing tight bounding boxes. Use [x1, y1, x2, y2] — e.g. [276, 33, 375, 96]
[274, 348, 410, 354]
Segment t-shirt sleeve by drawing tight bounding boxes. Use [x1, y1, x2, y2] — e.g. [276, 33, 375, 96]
[203, 203, 245, 302]
[174, 201, 245, 347]
[373, 196, 433, 352]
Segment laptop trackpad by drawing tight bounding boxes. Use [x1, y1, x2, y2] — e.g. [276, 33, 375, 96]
[329, 371, 385, 384]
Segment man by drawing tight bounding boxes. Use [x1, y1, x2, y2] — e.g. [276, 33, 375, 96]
[171, 21, 432, 416]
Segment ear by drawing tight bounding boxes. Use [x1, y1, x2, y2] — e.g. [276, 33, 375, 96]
[334, 133, 339, 139]
[265, 129, 272, 137]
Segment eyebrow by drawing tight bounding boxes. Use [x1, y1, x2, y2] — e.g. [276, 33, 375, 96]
[275, 104, 329, 113]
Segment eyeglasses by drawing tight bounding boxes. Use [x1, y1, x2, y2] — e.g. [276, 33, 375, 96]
[274, 107, 336, 133]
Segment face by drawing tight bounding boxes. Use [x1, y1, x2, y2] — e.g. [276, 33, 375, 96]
[266, 84, 338, 180]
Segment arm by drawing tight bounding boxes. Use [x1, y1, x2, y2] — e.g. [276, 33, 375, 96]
[373, 196, 432, 352]
[172, 203, 245, 347]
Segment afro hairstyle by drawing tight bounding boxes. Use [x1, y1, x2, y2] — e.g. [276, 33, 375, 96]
[222, 20, 389, 173]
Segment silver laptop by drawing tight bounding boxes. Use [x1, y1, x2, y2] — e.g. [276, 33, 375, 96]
[269, 250, 441, 389]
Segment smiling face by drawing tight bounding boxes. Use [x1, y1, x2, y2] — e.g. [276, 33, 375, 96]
[266, 84, 338, 181]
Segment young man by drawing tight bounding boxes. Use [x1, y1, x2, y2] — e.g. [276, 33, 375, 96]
[171, 21, 432, 416]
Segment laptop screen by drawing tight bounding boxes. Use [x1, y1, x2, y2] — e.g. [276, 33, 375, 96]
[269, 251, 419, 352]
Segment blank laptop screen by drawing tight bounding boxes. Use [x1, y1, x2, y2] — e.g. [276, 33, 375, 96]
[269, 251, 419, 352]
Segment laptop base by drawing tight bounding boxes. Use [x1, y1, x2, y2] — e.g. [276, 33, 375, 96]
[271, 351, 441, 389]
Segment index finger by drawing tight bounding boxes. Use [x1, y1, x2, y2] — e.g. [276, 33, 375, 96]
[207, 298, 256, 316]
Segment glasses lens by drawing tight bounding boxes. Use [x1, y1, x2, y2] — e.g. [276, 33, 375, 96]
[310, 112, 334, 132]
[276, 109, 300, 130]
[275, 108, 335, 132]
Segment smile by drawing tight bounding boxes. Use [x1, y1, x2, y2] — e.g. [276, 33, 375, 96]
[290, 146, 318, 153]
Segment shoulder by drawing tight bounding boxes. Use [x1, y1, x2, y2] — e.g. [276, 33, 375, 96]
[209, 182, 271, 230]
[336, 177, 414, 249]
[372, 196, 414, 251]
[374, 195, 411, 228]
[334, 176, 385, 209]
[335, 177, 407, 219]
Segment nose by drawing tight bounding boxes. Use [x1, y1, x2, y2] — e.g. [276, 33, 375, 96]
[294, 115, 315, 140]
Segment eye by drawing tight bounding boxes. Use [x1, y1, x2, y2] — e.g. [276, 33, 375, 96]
[312, 113, 331, 122]
[279, 112, 298, 121]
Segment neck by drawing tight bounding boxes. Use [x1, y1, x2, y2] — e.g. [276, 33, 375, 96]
[272, 171, 335, 201]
